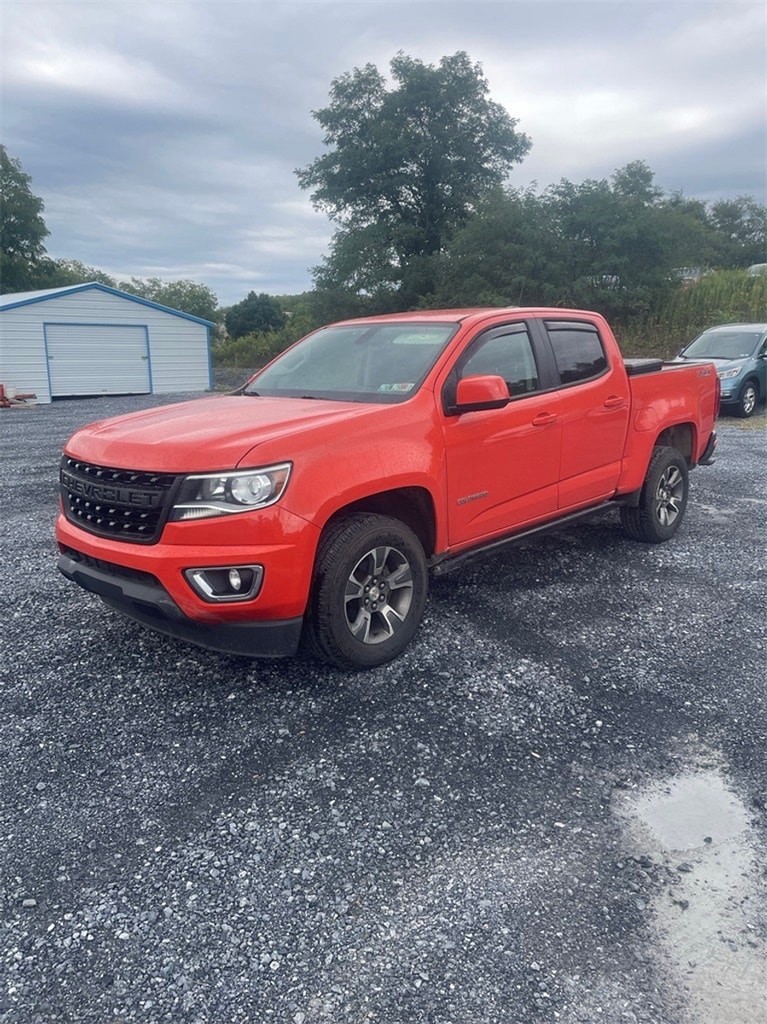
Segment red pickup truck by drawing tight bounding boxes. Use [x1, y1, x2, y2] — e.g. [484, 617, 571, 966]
[57, 307, 718, 669]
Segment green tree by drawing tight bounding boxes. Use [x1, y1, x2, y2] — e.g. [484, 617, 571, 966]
[543, 164, 695, 319]
[428, 161, 759, 326]
[35, 258, 116, 289]
[298, 51, 531, 309]
[610, 159, 663, 203]
[118, 276, 218, 322]
[224, 291, 286, 338]
[0, 145, 50, 293]
[430, 186, 564, 307]
[214, 309, 318, 369]
[657, 192, 720, 272]
[707, 196, 766, 268]
[311, 223, 407, 318]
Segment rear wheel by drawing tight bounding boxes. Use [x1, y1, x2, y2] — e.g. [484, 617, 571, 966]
[305, 513, 428, 669]
[620, 446, 689, 544]
[736, 380, 759, 418]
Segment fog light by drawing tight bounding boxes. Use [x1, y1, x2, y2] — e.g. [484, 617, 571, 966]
[184, 565, 264, 602]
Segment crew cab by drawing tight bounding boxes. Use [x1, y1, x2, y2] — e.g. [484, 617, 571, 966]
[57, 308, 719, 669]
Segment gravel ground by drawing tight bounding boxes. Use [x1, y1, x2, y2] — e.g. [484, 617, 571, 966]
[1, 395, 765, 1024]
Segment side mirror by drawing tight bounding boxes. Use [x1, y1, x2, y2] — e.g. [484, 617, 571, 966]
[452, 374, 510, 414]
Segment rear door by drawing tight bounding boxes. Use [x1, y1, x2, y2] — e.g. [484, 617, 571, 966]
[535, 319, 630, 510]
[440, 320, 562, 546]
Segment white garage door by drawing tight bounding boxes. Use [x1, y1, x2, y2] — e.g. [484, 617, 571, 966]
[46, 323, 151, 397]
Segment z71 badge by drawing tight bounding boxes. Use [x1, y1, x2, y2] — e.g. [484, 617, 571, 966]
[457, 490, 489, 505]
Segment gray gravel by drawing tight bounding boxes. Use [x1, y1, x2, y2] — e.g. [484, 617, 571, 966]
[1, 395, 765, 1024]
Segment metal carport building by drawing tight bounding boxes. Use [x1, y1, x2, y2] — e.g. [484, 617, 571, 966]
[0, 282, 214, 403]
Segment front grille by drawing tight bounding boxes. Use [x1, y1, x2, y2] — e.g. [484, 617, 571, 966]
[60, 456, 179, 543]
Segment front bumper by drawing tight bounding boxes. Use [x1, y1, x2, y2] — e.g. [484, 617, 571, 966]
[55, 505, 319, 658]
[57, 548, 303, 657]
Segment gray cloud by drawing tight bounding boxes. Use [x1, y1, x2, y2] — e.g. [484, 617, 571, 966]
[3, 1, 765, 305]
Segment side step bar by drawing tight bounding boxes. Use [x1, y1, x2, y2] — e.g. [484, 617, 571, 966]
[430, 502, 612, 577]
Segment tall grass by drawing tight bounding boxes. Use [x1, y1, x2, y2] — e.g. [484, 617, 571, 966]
[213, 314, 317, 368]
[618, 271, 767, 357]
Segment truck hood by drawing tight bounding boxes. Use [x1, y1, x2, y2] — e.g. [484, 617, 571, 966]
[64, 394, 392, 472]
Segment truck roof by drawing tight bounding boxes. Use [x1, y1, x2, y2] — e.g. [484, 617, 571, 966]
[329, 306, 603, 327]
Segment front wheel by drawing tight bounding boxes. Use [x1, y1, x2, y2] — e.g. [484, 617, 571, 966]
[736, 380, 759, 418]
[305, 513, 428, 669]
[620, 446, 689, 544]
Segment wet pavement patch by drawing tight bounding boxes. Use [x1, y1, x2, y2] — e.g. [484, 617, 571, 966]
[615, 759, 767, 1024]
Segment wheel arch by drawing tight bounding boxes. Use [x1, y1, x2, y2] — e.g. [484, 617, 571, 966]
[318, 486, 437, 561]
[655, 422, 695, 465]
[739, 376, 761, 400]
[617, 429, 694, 508]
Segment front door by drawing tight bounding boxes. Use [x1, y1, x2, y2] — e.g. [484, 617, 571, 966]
[441, 322, 562, 547]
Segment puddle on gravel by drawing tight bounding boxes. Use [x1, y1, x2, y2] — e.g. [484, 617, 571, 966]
[615, 767, 767, 1024]
[633, 771, 749, 849]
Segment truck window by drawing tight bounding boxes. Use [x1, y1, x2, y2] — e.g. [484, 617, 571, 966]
[546, 322, 608, 385]
[458, 325, 540, 397]
[246, 321, 458, 403]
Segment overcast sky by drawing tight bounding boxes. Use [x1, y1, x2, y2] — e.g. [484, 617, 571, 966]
[2, 0, 765, 306]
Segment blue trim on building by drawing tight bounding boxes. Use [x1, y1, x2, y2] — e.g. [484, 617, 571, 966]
[0, 282, 216, 326]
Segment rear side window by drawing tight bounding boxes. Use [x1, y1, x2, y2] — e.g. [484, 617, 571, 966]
[546, 321, 608, 385]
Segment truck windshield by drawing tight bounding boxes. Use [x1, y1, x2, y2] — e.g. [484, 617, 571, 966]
[682, 330, 763, 360]
[243, 322, 459, 403]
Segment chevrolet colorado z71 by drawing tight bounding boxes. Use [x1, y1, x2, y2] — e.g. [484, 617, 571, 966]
[57, 308, 718, 669]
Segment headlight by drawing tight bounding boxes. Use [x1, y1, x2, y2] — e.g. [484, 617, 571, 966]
[170, 463, 291, 521]
[717, 366, 743, 380]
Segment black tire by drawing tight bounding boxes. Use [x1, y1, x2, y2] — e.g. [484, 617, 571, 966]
[305, 513, 428, 669]
[620, 446, 689, 544]
[735, 380, 759, 418]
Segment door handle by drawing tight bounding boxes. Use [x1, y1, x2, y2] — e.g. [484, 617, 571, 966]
[532, 412, 558, 426]
[603, 395, 626, 408]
